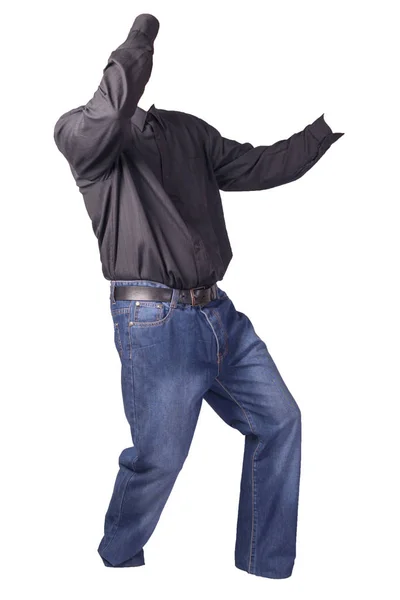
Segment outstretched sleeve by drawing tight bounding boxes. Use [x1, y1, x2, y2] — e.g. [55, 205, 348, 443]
[205, 114, 344, 192]
[53, 14, 159, 181]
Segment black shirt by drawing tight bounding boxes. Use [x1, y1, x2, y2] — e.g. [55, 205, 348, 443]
[53, 14, 344, 289]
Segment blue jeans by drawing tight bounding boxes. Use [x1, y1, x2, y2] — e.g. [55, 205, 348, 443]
[97, 280, 302, 578]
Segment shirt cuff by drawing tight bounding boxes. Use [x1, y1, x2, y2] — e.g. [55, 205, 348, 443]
[309, 113, 344, 144]
[129, 14, 160, 43]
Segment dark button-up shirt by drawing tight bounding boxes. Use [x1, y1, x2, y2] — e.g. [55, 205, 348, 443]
[53, 13, 344, 289]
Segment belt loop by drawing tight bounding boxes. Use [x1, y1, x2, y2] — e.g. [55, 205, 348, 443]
[170, 287, 179, 308]
[110, 281, 116, 304]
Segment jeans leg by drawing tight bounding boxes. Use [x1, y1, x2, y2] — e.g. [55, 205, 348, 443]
[98, 286, 215, 567]
[203, 306, 302, 579]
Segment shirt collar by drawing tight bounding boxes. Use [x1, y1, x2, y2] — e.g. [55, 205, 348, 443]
[132, 104, 163, 132]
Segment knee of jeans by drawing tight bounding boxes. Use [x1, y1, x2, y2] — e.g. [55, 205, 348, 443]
[151, 450, 187, 477]
[285, 401, 301, 428]
[118, 446, 139, 471]
[272, 401, 301, 433]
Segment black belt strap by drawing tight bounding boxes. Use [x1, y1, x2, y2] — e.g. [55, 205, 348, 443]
[114, 283, 218, 306]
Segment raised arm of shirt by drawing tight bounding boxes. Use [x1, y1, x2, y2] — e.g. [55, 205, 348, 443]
[53, 14, 159, 181]
[204, 114, 344, 192]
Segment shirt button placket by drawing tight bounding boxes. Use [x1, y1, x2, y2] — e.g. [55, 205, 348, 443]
[153, 124, 171, 189]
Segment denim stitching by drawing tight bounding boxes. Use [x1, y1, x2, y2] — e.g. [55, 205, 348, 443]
[199, 308, 220, 376]
[99, 352, 138, 556]
[249, 441, 261, 573]
[214, 377, 255, 433]
[134, 302, 163, 324]
[129, 288, 179, 328]
[114, 322, 123, 358]
[111, 307, 131, 315]
[99, 471, 136, 555]
[100, 288, 180, 559]
[130, 305, 175, 328]
[128, 346, 139, 447]
[214, 377, 259, 574]
[211, 308, 229, 359]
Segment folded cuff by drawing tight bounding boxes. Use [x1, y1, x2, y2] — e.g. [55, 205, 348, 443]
[129, 14, 160, 43]
[309, 113, 344, 144]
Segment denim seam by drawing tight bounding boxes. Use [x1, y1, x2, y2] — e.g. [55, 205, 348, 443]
[199, 308, 220, 376]
[129, 350, 139, 443]
[211, 308, 229, 359]
[214, 377, 255, 433]
[129, 305, 175, 328]
[127, 313, 133, 360]
[214, 376, 259, 573]
[112, 307, 130, 315]
[100, 351, 138, 555]
[99, 471, 135, 555]
[235, 561, 293, 579]
[250, 441, 261, 573]
[114, 322, 123, 358]
[133, 303, 163, 323]
[99, 336, 140, 556]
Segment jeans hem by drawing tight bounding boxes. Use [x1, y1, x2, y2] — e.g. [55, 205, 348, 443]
[235, 561, 293, 579]
[99, 552, 145, 568]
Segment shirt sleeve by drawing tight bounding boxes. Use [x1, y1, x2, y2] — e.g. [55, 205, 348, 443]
[53, 14, 159, 182]
[205, 114, 344, 192]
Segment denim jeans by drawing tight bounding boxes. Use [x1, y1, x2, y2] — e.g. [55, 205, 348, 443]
[97, 279, 302, 578]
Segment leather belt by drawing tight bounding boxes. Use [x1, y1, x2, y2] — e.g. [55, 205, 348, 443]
[114, 283, 218, 306]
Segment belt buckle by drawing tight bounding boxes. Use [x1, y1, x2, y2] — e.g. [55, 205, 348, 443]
[190, 285, 207, 306]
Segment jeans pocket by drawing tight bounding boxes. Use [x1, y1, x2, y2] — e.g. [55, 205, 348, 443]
[132, 300, 166, 324]
[129, 299, 176, 328]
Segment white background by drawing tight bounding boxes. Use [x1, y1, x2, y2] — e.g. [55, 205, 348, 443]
[1, 0, 399, 598]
